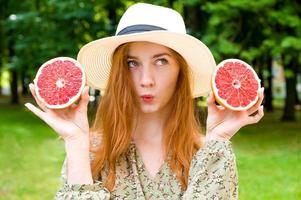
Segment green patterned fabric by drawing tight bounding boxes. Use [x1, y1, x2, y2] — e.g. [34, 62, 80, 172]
[55, 140, 238, 199]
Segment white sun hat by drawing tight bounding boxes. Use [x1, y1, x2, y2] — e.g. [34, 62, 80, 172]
[77, 3, 216, 98]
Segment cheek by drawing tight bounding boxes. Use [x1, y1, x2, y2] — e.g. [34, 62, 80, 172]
[129, 71, 140, 90]
[158, 69, 179, 97]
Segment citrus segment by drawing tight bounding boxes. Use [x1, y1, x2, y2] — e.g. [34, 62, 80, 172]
[212, 59, 260, 111]
[34, 57, 86, 109]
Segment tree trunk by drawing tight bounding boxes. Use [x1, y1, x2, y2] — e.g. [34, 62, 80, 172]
[265, 56, 273, 112]
[104, 0, 123, 35]
[281, 55, 297, 121]
[10, 69, 19, 104]
[183, 2, 208, 37]
[21, 71, 29, 96]
[0, 1, 7, 96]
[8, 36, 19, 104]
[256, 58, 264, 89]
[295, 88, 300, 105]
[295, 63, 300, 105]
[0, 75, 2, 96]
[168, 0, 176, 7]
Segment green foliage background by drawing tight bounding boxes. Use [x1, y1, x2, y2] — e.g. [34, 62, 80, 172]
[1, 0, 300, 77]
[1, 0, 300, 120]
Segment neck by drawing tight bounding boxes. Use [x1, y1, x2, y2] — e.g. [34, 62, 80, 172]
[132, 106, 171, 144]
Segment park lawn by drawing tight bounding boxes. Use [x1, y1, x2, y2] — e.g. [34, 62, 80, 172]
[0, 104, 300, 199]
[0, 105, 65, 200]
[232, 111, 301, 199]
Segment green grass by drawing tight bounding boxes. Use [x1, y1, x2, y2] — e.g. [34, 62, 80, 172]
[232, 111, 301, 200]
[0, 105, 65, 200]
[0, 104, 300, 199]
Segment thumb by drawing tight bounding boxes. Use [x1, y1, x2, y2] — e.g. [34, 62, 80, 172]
[25, 103, 46, 121]
[207, 91, 218, 113]
[78, 86, 90, 111]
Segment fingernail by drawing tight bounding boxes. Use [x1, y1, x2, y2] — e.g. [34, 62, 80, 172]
[24, 103, 30, 108]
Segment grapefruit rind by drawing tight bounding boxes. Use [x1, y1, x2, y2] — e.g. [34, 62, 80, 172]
[34, 57, 86, 109]
[211, 58, 261, 111]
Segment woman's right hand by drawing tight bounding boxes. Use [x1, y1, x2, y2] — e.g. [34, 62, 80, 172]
[26, 83, 94, 184]
[25, 83, 90, 143]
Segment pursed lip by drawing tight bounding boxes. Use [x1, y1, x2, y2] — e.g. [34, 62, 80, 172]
[140, 94, 155, 102]
[141, 94, 154, 98]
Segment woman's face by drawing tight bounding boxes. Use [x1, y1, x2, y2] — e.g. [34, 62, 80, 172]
[127, 42, 180, 114]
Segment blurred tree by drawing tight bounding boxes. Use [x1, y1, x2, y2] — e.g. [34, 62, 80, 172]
[2, 1, 32, 103]
[0, 0, 7, 96]
[200, 0, 275, 110]
[274, 1, 301, 121]
[2, 0, 113, 103]
[1, 0, 300, 122]
[183, 0, 300, 121]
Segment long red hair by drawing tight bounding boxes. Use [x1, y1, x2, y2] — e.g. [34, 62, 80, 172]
[90, 42, 204, 191]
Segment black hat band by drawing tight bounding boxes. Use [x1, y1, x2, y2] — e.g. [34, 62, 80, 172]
[117, 24, 166, 35]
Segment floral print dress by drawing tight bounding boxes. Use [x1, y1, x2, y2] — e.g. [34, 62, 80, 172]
[55, 139, 238, 199]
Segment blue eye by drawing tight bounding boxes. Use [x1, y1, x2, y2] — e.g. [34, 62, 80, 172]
[127, 60, 138, 68]
[156, 58, 168, 66]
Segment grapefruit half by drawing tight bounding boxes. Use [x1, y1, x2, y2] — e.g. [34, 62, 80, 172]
[34, 57, 86, 109]
[211, 59, 261, 111]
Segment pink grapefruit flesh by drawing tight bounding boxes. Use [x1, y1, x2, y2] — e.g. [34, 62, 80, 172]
[211, 59, 261, 111]
[34, 57, 86, 109]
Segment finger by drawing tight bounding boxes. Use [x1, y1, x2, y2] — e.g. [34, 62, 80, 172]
[78, 86, 90, 112]
[207, 91, 219, 113]
[207, 92, 226, 112]
[247, 105, 264, 125]
[247, 87, 264, 115]
[216, 105, 225, 111]
[25, 102, 66, 134]
[29, 83, 48, 112]
[24, 102, 46, 121]
[63, 87, 90, 118]
[70, 104, 78, 110]
[29, 83, 69, 117]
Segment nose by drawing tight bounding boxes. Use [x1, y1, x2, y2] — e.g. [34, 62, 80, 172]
[140, 66, 155, 88]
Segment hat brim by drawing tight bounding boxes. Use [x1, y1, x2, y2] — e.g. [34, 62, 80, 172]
[77, 31, 216, 98]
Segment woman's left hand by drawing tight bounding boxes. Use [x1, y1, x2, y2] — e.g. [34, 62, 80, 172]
[205, 87, 265, 141]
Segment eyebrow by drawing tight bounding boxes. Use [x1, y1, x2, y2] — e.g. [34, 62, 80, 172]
[153, 53, 172, 58]
[127, 53, 172, 59]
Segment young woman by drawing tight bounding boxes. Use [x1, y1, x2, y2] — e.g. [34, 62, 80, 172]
[25, 3, 264, 199]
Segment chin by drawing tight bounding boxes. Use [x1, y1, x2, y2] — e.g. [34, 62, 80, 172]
[139, 105, 160, 113]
